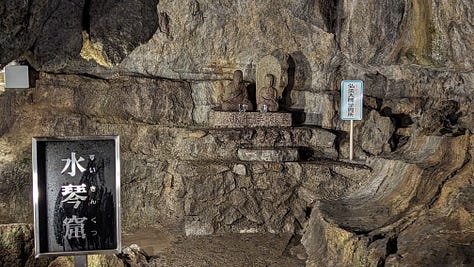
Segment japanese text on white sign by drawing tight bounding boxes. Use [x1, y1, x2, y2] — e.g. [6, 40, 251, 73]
[341, 80, 363, 120]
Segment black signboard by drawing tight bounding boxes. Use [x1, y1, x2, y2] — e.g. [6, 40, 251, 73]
[32, 136, 121, 257]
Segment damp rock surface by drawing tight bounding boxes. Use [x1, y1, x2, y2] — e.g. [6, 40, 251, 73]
[0, 1, 473, 266]
[0, 224, 53, 267]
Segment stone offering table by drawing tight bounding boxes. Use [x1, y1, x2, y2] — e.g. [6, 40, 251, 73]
[210, 110, 292, 128]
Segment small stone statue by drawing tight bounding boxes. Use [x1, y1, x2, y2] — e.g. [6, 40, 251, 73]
[221, 70, 254, 111]
[257, 74, 279, 112]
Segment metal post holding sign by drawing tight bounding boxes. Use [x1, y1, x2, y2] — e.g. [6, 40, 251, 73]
[32, 136, 121, 259]
[341, 80, 363, 161]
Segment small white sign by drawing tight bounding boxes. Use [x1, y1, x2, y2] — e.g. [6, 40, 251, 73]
[341, 80, 363, 120]
[5, 65, 29, 89]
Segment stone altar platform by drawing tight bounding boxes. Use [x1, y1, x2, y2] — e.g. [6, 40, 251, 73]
[210, 111, 292, 128]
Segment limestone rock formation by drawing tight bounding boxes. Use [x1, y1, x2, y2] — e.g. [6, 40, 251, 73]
[0, 224, 53, 267]
[303, 134, 474, 266]
[0, 0, 473, 266]
[0, 0, 159, 71]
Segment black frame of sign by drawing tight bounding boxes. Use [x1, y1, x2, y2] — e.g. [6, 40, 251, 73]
[32, 136, 121, 257]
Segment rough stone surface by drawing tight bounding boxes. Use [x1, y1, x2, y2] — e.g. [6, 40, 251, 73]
[0, 224, 53, 267]
[0, 74, 339, 230]
[338, 0, 474, 69]
[0, 0, 159, 71]
[86, 0, 159, 65]
[117, 1, 337, 83]
[33, 73, 194, 126]
[302, 134, 474, 267]
[232, 164, 247, 176]
[301, 91, 337, 129]
[0, 0, 51, 67]
[0, 0, 473, 266]
[179, 160, 370, 235]
[360, 110, 395, 155]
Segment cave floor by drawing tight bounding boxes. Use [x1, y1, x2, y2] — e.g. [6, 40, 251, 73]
[122, 226, 306, 266]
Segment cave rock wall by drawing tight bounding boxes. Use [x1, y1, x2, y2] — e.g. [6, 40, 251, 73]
[0, 0, 473, 266]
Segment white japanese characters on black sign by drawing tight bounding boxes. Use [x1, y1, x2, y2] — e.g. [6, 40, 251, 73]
[32, 136, 121, 257]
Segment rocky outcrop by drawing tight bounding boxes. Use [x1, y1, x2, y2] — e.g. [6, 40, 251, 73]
[360, 110, 395, 155]
[0, 73, 343, 231]
[302, 134, 474, 266]
[0, 224, 53, 267]
[0, 0, 159, 71]
[1, 71, 471, 266]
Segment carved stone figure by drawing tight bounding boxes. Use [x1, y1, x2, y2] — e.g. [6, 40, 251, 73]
[221, 70, 254, 111]
[257, 74, 279, 112]
[256, 53, 289, 109]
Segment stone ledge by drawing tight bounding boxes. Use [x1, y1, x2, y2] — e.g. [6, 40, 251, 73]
[210, 111, 292, 128]
[237, 148, 299, 162]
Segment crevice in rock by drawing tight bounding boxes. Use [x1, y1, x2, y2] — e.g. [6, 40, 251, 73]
[364, 96, 384, 111]
[350, 229, 371, 236]
[305, 207, 312, 219]
[283, 234, 300, 252]
[386, 236, 398, 255]
[158, 12, 170, 36]
[283, 233, 307, 260]
[317, 0, 340, 34]
[380, 107, 414, 152]
[389, 134, 410, 152]
[439, 100, 466, 136]
[329, 129, 346, 157]
[368, 233, 385, 246]
[298, 147, 314, 161]
[380, 108, 414, 128]
[82, 0, 91, 34]
[290, 110, 306, 126]
[246, 83, 257, 110]
[377, 235, 398, 267]
[77, 72, 111, 82]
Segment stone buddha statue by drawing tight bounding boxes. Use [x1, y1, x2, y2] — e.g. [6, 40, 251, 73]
[257, 74, 279, 112]
[221, 70, 254, 111]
